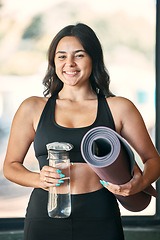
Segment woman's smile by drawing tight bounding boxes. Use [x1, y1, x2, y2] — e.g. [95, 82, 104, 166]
[63, 70, 80, 76]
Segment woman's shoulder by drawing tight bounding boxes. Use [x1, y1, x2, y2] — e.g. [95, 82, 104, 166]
[106, 96, 136, 113]
[106, 96, 140, 133]
[13, 96, 49, 131]
[22, 96, 48, 104]
[15, 96, 49, 120]
[106, 95, 132, 103]
[20, 96, 48, 110]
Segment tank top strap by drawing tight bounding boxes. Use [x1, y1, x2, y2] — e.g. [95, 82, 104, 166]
[35, 94, 56, 133]
[50, 94, 57, 100]
[97, 94, 116, 130]
[42, 93, 57, 114]
[41, 95, 54, 115]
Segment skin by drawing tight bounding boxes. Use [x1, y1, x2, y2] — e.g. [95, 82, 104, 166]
[3, 36, 160, 197]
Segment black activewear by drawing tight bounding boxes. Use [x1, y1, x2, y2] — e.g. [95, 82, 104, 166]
[24, 94, 124, 240]
[24, 188, 124, 240]
[34, 94, 115, 166]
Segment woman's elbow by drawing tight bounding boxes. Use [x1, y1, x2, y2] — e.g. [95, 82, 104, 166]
[3, 162, 10, 180]
[3, 160, 14, 181]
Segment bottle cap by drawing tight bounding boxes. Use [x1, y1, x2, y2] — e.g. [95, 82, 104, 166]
[46, 142, 73, 152]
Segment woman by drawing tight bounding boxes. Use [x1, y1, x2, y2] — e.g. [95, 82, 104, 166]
[3, 23, 160, 240]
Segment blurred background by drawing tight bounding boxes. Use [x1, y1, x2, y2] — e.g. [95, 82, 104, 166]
[0, 0, 156, 218]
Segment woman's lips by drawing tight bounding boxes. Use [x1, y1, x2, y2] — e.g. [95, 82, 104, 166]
[64, 71, 80, 76]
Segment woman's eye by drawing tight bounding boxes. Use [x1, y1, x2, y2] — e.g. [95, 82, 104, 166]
[75, 54, 84, 58]
[58, 55, 66, 59]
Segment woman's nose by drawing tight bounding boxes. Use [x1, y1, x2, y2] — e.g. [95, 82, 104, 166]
[66, 56, 76, 66]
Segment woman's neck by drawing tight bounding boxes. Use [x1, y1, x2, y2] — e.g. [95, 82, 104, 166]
[58, 86, 97, 102]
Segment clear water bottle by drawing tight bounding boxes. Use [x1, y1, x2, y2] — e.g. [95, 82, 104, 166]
[46, 142, 73, 218]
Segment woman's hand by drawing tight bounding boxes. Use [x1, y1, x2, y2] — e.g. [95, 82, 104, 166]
[39, 166, 66, 191]
[100, 165, 145, 196]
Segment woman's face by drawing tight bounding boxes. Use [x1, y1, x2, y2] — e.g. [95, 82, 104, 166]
[54, 36, 92, 88]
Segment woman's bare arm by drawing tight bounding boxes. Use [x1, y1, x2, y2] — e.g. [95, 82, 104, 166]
[3, 97, 62, 190]
[103, 97, 160, 196]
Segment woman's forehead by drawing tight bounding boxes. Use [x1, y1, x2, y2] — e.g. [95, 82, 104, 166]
[55, 36, 84, 53]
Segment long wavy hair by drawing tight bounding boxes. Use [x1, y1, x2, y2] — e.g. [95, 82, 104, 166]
[43, 23, 114, 97]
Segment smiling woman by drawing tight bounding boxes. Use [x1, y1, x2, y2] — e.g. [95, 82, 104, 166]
[54, 36, 92, 88]
[3, 22, 160, 240]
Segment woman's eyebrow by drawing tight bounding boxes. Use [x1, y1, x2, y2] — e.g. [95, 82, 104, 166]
[56, 51, 66, 54]
[56, 49, 86, 54]
[74, 49, 86, 53]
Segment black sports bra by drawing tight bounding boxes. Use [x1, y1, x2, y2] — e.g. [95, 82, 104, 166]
[34, 94, 115, 169]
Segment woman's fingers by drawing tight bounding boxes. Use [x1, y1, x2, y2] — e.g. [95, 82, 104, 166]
[41, 166, 65, 179]
[100, 179, 137, 196]
[100, 165, 144, 196]
[100, 180, 124, 195]
[39, 165, 66, 190]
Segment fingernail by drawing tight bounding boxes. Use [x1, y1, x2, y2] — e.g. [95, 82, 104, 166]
[57, 170, 62, 173]
[100, 180, 104, 186]
[60, 174, 65, 178]
[59, 180, 64, 183]
[56, 183, 60, 186]
[104, 181, 109, 186]
[71, 162, 74, 166]
[100, 180, 109, 186]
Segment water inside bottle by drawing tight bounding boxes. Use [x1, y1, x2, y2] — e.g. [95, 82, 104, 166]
[48, 159, 71, 218]
[48, 189, 71, 218]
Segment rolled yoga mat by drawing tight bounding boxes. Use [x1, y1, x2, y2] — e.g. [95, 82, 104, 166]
[81, 126, 158, 212]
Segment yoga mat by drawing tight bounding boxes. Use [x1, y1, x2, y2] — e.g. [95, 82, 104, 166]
[81, 126, 158, 212]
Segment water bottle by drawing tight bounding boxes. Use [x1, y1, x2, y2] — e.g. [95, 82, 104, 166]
[46, 142, 73, 218]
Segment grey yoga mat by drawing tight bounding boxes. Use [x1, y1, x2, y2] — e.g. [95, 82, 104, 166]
[81, 126, 158, 212]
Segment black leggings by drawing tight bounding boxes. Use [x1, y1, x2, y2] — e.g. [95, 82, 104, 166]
[24, 188, 124, 240]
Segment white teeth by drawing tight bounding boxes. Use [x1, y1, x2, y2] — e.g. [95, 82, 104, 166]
[65, 71, 77, 75]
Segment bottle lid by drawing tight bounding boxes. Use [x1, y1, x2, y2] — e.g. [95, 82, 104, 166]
[46, 142, 73, 152]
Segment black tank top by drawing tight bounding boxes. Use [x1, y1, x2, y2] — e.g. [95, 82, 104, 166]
[34, 94, 115, 169]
